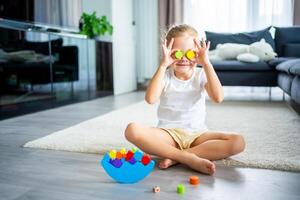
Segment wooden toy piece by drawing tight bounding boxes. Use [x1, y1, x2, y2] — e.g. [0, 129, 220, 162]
[153, 186, 160, 193]
[131, 147, 137, 153]
[125, 150, 134, 161]
[133, 150, 143, 161]
[101, 151, 156, 184]
[109, 159, 123, 168]
[186, 50, 196, 60]
[174, 50, 184, 59]
[177, 184, 185, 194]
[141, 154, 151, 165]
[109, 149, 117, 159]
[120, 148, 127, 157]
[116, 152, 123, 159]
[189, 176, 199, 185]
[128, 157, 137, 164]
[101, 159, 156, 184]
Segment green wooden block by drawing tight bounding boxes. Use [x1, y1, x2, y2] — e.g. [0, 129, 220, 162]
[177, 184, 185, 194]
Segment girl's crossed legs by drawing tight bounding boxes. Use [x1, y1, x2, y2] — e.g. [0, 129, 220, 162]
[124, 122, 245, 175]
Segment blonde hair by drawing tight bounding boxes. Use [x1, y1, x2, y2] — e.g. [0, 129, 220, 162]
[165, 24, 198, 45]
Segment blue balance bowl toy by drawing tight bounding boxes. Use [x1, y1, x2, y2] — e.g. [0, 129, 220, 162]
[101, 148, 155, 184]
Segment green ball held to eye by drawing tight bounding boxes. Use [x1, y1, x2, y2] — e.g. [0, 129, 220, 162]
[174, 50, 184, 59]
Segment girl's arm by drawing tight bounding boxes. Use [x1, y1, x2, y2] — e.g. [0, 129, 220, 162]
[145, 65, 167, 104]
[194, 38, 224, 103]
[203, 62, 224, 103]
[145, 38, 175, 104]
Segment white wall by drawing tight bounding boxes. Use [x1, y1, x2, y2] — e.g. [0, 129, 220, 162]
[82, 0, 137, 95]
[82, 0, 112, 21]
[111, 0, 137, 95]
[81, 0, 112, 91]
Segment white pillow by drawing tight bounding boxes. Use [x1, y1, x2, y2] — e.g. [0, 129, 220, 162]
[237, 53, 260, 63]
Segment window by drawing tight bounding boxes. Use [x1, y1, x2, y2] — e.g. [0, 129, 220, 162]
[184, 0, 294, 33]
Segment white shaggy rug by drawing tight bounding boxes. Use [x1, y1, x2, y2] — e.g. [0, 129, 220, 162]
[24, 101, 300, 172]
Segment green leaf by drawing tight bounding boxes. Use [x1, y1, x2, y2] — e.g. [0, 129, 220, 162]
[79, 12, 113, 38]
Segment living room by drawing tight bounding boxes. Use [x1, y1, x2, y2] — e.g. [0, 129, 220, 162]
[0, 0, 299, 199]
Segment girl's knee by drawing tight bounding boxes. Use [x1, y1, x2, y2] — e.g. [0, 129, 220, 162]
[124, 122, 140, 142]
[228, 134, 245, 155]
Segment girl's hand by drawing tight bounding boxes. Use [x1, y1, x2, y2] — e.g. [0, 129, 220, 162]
[194, 38, 211, 67]
[160, 38, 175, 68]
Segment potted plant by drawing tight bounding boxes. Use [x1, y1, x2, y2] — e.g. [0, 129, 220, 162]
[79, 12, 113, 38]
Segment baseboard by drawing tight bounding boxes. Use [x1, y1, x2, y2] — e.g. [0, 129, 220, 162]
[289, 99, 300, 115]
[137, 80, 150, 91]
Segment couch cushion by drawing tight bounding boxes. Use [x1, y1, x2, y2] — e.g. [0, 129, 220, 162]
[284, 43, 300, 57]
[268, 57, 297, 68]
[274, 26, 300, 57]
[216, 70, 277, 86]
[210, 60, 273, 71]
[291, 76, 300, 104]
[276, 59, 300, 74]
[290, 65, 300, 76]
[277, 72, 293, 95]
[206, 27, 275, 50]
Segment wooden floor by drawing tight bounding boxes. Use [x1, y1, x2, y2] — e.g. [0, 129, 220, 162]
[0, 91, 300, 200]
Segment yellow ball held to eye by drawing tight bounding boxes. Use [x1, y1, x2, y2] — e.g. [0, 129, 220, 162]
[186, 50, 196, 60]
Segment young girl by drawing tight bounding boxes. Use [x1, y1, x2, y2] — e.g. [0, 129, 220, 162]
[124, 24, 245, 175]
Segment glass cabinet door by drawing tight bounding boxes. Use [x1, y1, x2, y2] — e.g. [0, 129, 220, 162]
[0, 24, 113, 120]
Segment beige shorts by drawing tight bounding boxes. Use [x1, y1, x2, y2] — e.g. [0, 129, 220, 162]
[161, 128, 205, 150]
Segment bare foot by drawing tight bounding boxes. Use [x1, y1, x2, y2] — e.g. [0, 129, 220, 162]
[186, 154, 216, 175]
[159, 158, 178, 169]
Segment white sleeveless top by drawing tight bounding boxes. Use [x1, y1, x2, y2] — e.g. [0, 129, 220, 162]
[157, 67, 208, 132]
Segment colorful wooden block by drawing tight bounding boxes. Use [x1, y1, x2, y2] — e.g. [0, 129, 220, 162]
[186, 50, 196, 60]
[177, 184, 185, 194]
[189, 176, 199, 185]
[128, 157, 136, 164]
[109, 149, 117, 159]
[153, 186, 160, 193]
[141, 154, 151, 165]
[131, 147, 137, 153]
[174, 50, 184, 59]
[116, 152, 123, 159]
[125, 150, 134, 161]
[109, 158, 123, 168]
[120, 148, 126, 154]
[133, 151, 143, 161]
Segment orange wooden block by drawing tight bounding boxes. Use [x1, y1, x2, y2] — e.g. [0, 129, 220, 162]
[116, 152, 122, 159]
[189, 176, 199, 185]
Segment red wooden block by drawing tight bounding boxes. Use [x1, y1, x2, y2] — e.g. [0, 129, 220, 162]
[125, 150, 134, 161]
[141, 154, 151, 165]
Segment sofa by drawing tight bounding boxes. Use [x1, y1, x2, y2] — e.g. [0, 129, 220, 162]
[0, 38, 79, 91]
[205, 26, 300, 107]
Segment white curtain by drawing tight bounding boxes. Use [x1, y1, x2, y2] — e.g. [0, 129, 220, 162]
[135, 0, 159, 83]
[183, 0, 294, 33]
[183, 0, 294, 96]
[34, 0, 82, 28]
